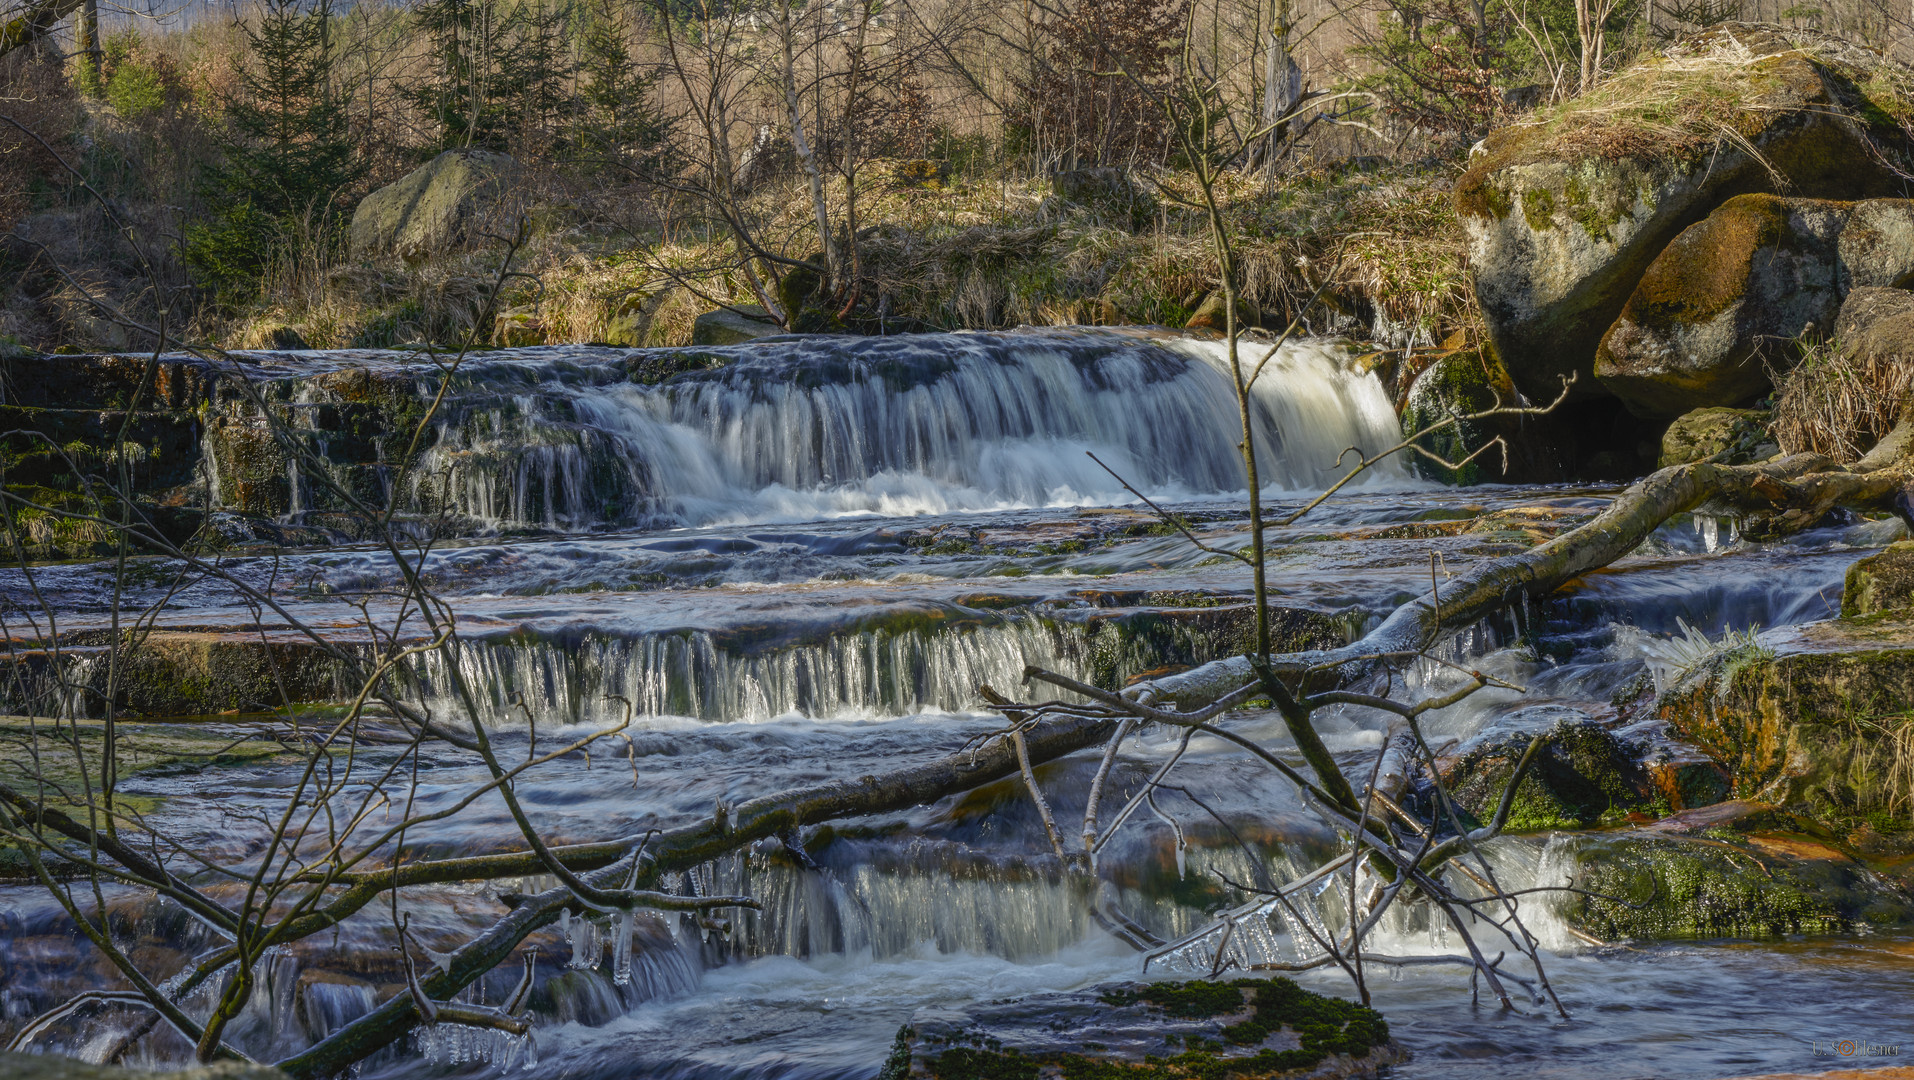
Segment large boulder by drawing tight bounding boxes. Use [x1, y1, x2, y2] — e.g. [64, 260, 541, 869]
[1595, 195, 1847, 416]
[1455, 25, 1914, 404]
[349, 149, 518, 262]
[1654, 613, 1914, 819]
[1596, 197, 1914, 416]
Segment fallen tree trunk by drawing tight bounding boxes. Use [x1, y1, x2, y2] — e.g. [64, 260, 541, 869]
[268, 710, 1115, 1079]
[1136, 446, 1914, 708]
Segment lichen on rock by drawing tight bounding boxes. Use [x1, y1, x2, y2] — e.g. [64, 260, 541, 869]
[1455, 24, 1914, 406]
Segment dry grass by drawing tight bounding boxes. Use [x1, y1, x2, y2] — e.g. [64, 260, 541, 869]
[1771, 337, 1914, 460]
[219, 153, 1474, 352]
[1492, 23, 1914, 168]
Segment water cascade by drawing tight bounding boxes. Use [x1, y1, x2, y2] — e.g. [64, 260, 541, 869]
[238, 330, 1408, 533]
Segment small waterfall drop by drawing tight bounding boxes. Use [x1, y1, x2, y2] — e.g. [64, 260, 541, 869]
[366, 329, 1409, 531]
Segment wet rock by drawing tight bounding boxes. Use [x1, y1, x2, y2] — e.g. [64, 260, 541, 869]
[0, 1052, 284, 1080]
[1078, 603, 1347, 691]
[1398, 348, 1563, 483]
[1454, 26, 1914, 404]
[1655, 614, 1914, 820]
[889, 977, 1402, 1080]
[1659, 406, 1777, 467]
[1843, 541, 1914, 616]
[691, 304, 784, 346]
[1560, 826, 1914, 939]
[349, 149, 519, 262]
[1596, 194, 1847, 417]
[204, 414, 292, 517]
[623, 346, 732, 385]
[1438, 714, 1651, 832]
[1185, 291, 1260, 333]
[50, 631, 348, 717]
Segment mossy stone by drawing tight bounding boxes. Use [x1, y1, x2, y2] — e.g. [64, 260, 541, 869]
[1455, 31, 1914, 408]
[1658, 406, 1775, 467]
[1844, 541, 1914, 616]
[1440, 718, 1652, 832]
[1596, 194, 1847, 418]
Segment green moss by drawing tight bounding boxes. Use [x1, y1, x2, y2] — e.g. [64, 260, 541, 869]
[1562, 168, 1634, 243]
[1444, 721, 1647, 832]
[1520, 186, 1558, 231]
[1566, 834, 1913, 939]
[1626, 193, 1792, 328]
[921, 980, 1389, 1080]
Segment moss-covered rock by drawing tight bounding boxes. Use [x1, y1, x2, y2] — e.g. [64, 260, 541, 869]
[1658, 406, 1777, 467]
[1455, 25, 1914, 405]
[348, 149, 519, 262]
[1398, 348, 1566, 483]
[691, 304, 785, 345]
[1654, 614, 1914, 820]
[1596, 194, 1847, 416]
[1439, 717, 1652, 832]
[1844, 541, 1914, 616]
[892, 978, 1401, 1080]
[47, 631, 349, 717]
[1561, 828, 1914, 939]
[1596, 195, 1914, 417]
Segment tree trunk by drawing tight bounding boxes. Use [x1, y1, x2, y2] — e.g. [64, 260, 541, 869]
[778, 0, 837, 295]
[1137, 444, 1914, 709]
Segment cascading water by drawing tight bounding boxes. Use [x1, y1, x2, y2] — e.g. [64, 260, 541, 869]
[389, 329, 1408, 531]
[405, 616, 1083, 725]
[12, 331, 1914, 1080]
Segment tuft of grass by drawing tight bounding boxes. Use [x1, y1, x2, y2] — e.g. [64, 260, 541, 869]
[1772, 336, 1914, 461]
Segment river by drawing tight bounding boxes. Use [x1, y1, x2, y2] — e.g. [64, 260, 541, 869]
[1, 328, 1908, 1078]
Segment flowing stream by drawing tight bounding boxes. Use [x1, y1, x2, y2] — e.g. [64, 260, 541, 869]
[2, 329, 1909, 1078]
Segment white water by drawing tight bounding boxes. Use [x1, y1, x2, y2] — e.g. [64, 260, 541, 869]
[407, 618, 1083, 726]
[399, 331, 1408, 531]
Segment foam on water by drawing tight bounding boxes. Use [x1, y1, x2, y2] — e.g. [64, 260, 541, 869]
[370, 330, 1410, 531]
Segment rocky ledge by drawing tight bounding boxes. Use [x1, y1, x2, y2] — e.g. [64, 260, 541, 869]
[882, 978, 1403, 1080]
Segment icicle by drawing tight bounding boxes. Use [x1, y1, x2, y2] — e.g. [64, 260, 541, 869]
[418, 1024, 534, 1072]
[612, 911, 634, 986]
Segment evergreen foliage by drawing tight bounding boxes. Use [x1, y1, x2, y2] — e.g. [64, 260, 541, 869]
[572, 0, 668, 177]
[184, 0, 360, 304]
[412, 0, 575, 154]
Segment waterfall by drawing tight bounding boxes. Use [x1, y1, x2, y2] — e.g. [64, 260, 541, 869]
[403, 616, 1084, 726]
[370, 329, 1408, 531]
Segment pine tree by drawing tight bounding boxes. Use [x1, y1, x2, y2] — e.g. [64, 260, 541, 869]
[412, 0, 576, 154]
[219, 0, 358, 220]
[412, 0, 513, 151]
[184, 0, 360, 302]
[572, 0, 666, 177]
